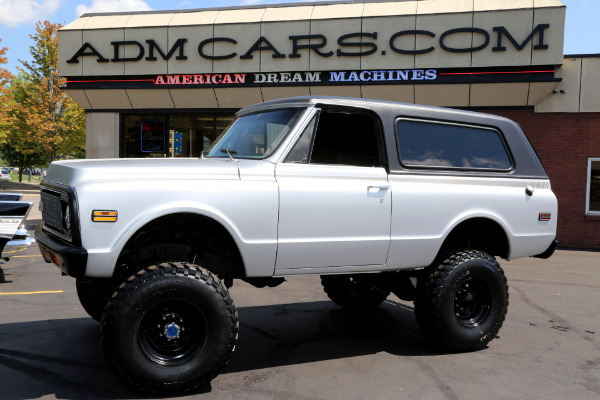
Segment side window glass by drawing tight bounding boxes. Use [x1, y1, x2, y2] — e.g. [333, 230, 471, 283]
[309, 111, 382, 167]
[587, 158, 600, 214]
[396, 119, 511, 170]
[284, 115, 317, 163]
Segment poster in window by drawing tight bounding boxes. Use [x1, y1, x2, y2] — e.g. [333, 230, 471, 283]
[173, 131, 182, 155]
[141, 120, 166, 153]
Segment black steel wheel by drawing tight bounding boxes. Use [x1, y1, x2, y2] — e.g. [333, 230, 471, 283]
[138, 300, 207, 366]
[414, 250, 508, 351]
[321, 274, 390, 309]
[454, 277, 493, 328]
[101, 262, 238, 395]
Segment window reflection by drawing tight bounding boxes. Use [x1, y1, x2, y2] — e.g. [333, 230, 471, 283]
[123, 113, 235, 158]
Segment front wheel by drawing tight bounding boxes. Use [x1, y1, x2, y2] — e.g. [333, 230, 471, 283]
[100, 262, 238, 395]
[414, 250, 509, 351]
[76, 279, 114, 322]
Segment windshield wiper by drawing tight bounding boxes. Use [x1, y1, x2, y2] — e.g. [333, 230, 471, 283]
[220, 148, 238, 162]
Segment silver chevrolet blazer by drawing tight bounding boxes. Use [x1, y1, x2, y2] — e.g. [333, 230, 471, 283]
[35, 96, 558, 394]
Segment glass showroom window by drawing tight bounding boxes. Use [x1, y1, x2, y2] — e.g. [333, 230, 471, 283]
[122, 113, 235, 158]
[587, 158, 600, 214]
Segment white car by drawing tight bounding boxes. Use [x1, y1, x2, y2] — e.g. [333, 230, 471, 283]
[35, 96, 558, 394]
[0, 169, 11, 181]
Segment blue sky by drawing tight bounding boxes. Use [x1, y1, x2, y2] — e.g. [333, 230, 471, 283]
[0, 0, 598, 75]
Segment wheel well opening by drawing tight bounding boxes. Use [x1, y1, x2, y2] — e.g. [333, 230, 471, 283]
[115, 213, 245, 282]
[437, 218, 509, 261]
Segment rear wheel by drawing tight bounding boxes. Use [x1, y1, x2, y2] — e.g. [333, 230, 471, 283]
[414, 250, 508, 351]
[321, 274, 390, 309]
[101, 262, 238, 395]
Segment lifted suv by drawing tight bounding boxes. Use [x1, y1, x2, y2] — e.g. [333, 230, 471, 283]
[35, 96, 557, 394]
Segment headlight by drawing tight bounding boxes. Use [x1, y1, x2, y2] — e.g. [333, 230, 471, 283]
[64, 204, 71, 232]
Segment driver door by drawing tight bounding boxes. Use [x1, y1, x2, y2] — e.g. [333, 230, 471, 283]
[275, 109, 391, 273]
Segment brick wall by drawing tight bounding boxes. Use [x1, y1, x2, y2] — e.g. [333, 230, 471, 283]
[483, 110, 600, 249]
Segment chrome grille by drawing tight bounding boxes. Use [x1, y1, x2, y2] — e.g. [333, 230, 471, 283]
[40, 189, 70, 234]
[40, 184, 78, 245]
[41, 190, 64, 231]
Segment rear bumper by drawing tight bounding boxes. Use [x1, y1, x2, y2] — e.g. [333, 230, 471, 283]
[532, 239, 559, 259]
[34, 224, 88, 278]
[1, 228, 36, 258]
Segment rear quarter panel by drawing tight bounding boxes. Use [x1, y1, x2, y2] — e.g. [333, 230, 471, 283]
[387, 174, 558, 268]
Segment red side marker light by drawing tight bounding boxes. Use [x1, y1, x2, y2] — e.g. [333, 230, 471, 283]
[539, 213, 552, 221]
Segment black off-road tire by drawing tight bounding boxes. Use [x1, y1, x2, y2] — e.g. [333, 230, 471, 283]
[100, 262, 238, 395]
[76, 278, 114, 322]
[321, 274, 390, 309]
[414, 250, 509, 351]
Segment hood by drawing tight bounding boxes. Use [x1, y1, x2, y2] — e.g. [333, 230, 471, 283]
[45, 158, 242, 187]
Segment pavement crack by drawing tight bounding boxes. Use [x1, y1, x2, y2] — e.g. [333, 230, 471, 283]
[513, 286, 600, 348]
[512, 286, 572, 331]
[549, 322, 570, 332]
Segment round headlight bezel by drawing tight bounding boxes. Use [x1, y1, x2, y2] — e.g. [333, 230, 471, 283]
[63, 204, 71, 232]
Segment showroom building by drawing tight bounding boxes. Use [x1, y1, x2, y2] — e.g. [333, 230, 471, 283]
[57, 0, 599, 249]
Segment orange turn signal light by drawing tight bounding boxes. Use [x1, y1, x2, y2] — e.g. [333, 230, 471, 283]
[92, 210, 118, 222]
[49, 250, 60, 266]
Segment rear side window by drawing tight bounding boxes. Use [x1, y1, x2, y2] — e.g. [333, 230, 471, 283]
[396, 119, 512, 171]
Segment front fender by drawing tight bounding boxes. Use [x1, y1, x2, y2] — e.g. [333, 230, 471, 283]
[76, 180, 279, 278]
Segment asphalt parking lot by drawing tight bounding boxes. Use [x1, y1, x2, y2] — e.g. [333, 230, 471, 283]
[0, 186, 599, 400]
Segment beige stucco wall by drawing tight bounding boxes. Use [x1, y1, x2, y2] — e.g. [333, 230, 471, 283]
[536, 56, 600, 113]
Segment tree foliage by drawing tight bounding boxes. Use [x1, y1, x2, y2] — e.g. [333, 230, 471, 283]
[3, 73, 47, 175]
[2, 21, 86, 179]
[0, 39, 14, 143]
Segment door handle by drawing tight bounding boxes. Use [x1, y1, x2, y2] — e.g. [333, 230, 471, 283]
[368, 185, 390, 190]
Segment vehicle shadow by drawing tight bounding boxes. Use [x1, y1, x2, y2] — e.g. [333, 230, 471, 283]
[0, 299, 436, 399]
[0, 318, 135, 400]
[228, 298, 432, 374]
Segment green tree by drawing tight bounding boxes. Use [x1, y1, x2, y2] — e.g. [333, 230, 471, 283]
[2, 73, 47, 180]
[0, 38, 14, 144]
[9, 21, 85, 168]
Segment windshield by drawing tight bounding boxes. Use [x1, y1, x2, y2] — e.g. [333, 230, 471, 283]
[205, 108, 304, 159]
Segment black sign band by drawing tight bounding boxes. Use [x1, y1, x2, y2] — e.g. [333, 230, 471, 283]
[63, 66, 558, 90]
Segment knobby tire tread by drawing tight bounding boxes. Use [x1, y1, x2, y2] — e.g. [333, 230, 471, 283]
[415, 250, 509, 351]
[100, 262, 239, 395]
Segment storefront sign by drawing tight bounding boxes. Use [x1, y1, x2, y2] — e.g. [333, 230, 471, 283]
[66, 24, 551, 65]
[152, 69, 439, 86]
[64, 67, 557, 90]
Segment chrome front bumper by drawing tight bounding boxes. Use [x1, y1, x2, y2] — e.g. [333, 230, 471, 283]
[1, 227, 36, 258]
